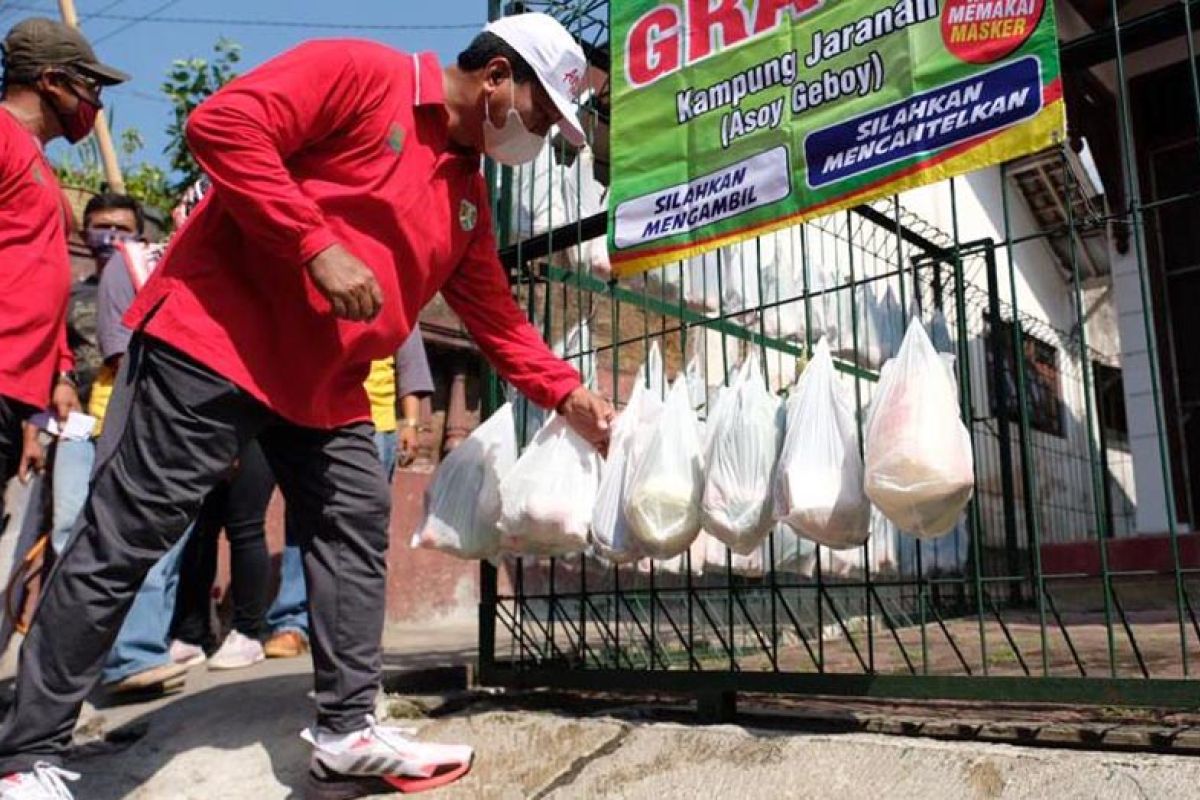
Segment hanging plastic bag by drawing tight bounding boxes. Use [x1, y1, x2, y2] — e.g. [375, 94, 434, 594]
[682, 249, 722, 312]
[722, 238, 762, 315]
[767, 521, 817, 576]
[558, 148, 610, 275]
[625, 377, 705, 559]
[864, 319, 975, 538]
[775, 338, 871, 549]
[701, 352, 783, 554]
[759, 227, 805, 342]
[509, 139, 567, 239]
[655, 534, 707, 577]
[805, 263, 839, 344]
[412, 403, 518, 560]
[831, 277, 902, 370]
[871, 283, 906, 367]
[591, 344, 664, 564]
[498, 414, 602, 557]
[509, 319, 594, 446]
[685, 355, 708, 412]
[928, 309, 955, 354]
[701, 532, 763, 577]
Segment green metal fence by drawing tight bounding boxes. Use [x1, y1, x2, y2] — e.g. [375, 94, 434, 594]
[476, 0, 1200, 707]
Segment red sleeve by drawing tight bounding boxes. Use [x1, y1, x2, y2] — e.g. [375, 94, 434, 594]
[57, 191, 75, 373]
[442, 185, 582, 411]
[184, 40, 368, 265]
[56, 324, 73, 372]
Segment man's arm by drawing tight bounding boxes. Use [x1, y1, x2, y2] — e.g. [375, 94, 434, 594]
[51, 324, 78, 422]
[441, 183, 613, 450]
[395, 327, 434, 401]
[185, 40, 382, 320]
[394, 327, 434, 462]
[96, 250, 138, 365]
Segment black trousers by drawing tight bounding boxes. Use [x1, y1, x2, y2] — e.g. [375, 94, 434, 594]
[0, 394, 36, 529]
[0, 336, 392, 772]
[172, 439, 276, 646]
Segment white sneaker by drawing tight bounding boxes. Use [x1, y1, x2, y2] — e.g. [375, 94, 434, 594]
[207, 631, 264, 671]
[302, 716, 472, 792]
[0, 763, 79, 799]
[168, 639, 206, 667]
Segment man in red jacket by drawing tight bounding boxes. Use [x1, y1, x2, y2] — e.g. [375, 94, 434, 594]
[0, 18, 127, 534]
[0, 12, 611, 800]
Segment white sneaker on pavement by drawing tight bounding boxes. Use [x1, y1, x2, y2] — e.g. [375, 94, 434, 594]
[168, 639, 206, 667]
[302, 716, 472, 798]
[206, 631, 264, 671]
[0, 762, 79, 799]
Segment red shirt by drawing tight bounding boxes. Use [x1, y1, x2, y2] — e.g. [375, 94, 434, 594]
[0, 106, 73, 410]
[127, 42, 581, 428]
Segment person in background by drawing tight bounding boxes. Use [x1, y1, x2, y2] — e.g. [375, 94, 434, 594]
[94, 185, 202, 695]
[111, 174, 271, 679]
[0, 17, 126, 535]
[167, 440, 277, 670]
[0, 14, 611, 799]
[30, 193, 142, 557]
[264, 329, 434, 660]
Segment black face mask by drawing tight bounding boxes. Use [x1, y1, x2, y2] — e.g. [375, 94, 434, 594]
[85, 228, 136, 264]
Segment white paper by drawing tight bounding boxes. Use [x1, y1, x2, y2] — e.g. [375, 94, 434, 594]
[60, 412, 97, 441]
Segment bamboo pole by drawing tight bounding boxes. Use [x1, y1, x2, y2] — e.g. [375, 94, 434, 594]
[56, 0, 125, 193]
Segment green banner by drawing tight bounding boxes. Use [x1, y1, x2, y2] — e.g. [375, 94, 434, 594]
[609, 0, 1066, 276]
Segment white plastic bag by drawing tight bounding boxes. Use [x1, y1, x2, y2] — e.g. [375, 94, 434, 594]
[871, 283, 906, 366]
[702, 532, 764, 577]
[510, 139, 567, 239]
[775, 338, 871, 549]
[685, 355, 708, 412]
[757, 226, 806, 342]
[654, 534, 707, 577]
[864, 319, 975, 538]
[591, 345, 664, 564]
[498, 414, 602, 557]
[928, 309, 955, 354]
[509, 319, 595, 447]
[625, 378, 705, 559]
[559, 148, 610, 276]
[701, 352, 783, 554]
[412, 403, 518, 560]
[767, 521, 817, 575]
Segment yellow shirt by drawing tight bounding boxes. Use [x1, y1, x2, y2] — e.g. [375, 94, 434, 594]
[87, 363, 117, 436]
[363, 357, 397, 433]
[92, 359, 400, 436]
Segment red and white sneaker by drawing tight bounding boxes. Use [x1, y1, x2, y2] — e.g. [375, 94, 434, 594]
[301, 716, 472, 798]
[0, 763, 79, 799]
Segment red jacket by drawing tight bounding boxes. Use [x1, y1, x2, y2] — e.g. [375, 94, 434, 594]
[127, 42, 580, 428]
[0, 107, 73, 410]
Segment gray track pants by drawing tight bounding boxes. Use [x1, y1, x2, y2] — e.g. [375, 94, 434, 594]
[0, 335, 392, 772]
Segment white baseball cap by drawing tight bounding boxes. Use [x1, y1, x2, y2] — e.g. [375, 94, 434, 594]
[484, 13, 588, 147]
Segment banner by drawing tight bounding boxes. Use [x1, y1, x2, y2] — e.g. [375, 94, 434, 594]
[609, 0, 1066, 276]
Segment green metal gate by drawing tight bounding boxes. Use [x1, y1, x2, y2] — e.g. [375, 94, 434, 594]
[476, 0, 1200, 707]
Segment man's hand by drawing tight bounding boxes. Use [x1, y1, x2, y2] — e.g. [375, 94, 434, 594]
[52, 381, 81, 423]
[398, 423, 419, 468]
[557, 386, 614, 456]
[307, 243, 384, 322]
[18, 422, 45, 483]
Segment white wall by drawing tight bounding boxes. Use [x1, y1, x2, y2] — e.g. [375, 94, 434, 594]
[1109, 245, 1179, 533]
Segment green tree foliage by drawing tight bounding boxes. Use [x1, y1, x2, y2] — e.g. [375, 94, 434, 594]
[53, 126, 173, 214]
[52, 37, 242, 229]
[162, 37, 241, 192]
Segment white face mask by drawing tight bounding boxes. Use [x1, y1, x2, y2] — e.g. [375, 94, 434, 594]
[483, 85, 546, 166]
